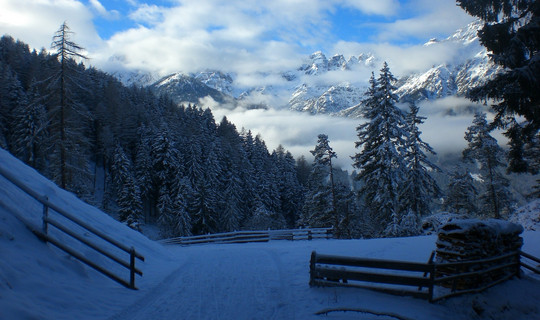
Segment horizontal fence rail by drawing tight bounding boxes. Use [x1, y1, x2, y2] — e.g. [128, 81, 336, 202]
[310, 250, 537, 302]
[310, 251, 435, 300]
[0, 165, 144, 290]
[520, 251, 540, 274]
[161, 227, 333, 245]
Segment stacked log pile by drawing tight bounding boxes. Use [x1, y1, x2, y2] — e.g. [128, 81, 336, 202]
[435, 219, 523, 290]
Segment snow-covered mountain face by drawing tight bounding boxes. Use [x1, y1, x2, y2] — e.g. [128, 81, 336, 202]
[395, 20, 499, 103]
[150, 73, 231, 105]
[112, 20, 497, 117]
[297, 51, 376, 75]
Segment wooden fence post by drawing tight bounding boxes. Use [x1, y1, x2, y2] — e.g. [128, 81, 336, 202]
[516, 251, 522, 279]
[130, 247, 136, 289]
[310, 251, 317, 286]
[308, 230, 312, 241]
[429, 263, 435, 302]
[42, 197, 49, 239]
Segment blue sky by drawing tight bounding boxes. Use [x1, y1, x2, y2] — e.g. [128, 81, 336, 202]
[1, 0, 475, 79]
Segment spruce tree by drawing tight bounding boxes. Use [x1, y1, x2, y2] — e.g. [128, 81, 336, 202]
[12, 79, 48, 169]
[111, 144, 142, 230]
[445, 169, 478, 215]
[273, 145, 304, 228]
[457, 0, 540, 173]
[401, 104, 441, 216]
[352, 63, 409, 235]
[307, 134, 339, 233]
[463, 112, 513, 218]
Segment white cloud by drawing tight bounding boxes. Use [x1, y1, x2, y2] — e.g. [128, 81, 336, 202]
[205, 104, 480, 172]
[129, 4, 165, 26]
[208, 106, 359, 170]
[89, 0, 120, 20]
[0, 0, 102, 52]
[205, 96, 511, 172]
[341, 0, 400, 16]
[374, 0, 474, 42]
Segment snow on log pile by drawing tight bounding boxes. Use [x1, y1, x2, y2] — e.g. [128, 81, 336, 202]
[435, 219, 523, 290]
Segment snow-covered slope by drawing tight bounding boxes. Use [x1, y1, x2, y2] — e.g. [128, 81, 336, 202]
[3, 148, 538, 319]
[0, 148, 175, 320]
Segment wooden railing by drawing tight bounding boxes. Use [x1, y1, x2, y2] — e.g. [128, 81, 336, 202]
[0, 165, 144, 290]
[310, 251, 435, 300]
[161, 227, 333, 245]
[520, 250, 540, 274]
[310, 250, 536, 302]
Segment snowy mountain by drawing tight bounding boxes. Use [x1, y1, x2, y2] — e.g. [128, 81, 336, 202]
[112, 20, 497, 117]
[297, 51, 376, 75]
[289, 83, 366, 114]
[192, 70, 234, 96]
[112, 69, 158, 87]
[395, 20, 499, 103]
[150, 73, 232, 105]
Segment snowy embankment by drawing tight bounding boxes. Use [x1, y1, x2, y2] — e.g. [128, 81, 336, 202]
[1, 148, 540, 320]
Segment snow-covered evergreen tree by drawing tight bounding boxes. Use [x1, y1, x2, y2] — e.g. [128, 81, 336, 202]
[457, 0, 539, 174]
[444, 169, 478, 215]
[301, 134, 338, 230]
[12, 80, 48, 170]
[111, 144, 142, 230]
[463, 112, 513, 218]
[400, 104, 441, 216]
[352, 63, 409, 235]
[273, 145, 304, 228]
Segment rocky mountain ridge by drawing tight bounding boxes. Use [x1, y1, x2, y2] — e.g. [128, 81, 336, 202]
[116, 20, 498, 118]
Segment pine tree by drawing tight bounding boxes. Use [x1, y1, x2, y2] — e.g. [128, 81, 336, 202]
[444, 169, 478, 215]
[295, 155, 311, 188]
[305, 134, 339, 233]
[12, 79, 48, 169]
[273, 145, 304, 228]
[134, 125, 154, 222]
[333, 182, 358, 238]
[400, 104, 441, 216]
[457, 0, 540, 173]
[463, 112, 513, 218]
[111, 144, 142, 230]
[150, 124, 191, 235]
[0, 65, 27, 151]
[352, 63, 409, 235]
[220, 169, 242, 232]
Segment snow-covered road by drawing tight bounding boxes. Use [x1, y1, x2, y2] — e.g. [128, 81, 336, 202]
[110, 245, 295, 320]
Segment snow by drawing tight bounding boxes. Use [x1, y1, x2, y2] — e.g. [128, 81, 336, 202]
[439, 218, 524, 235]
[1, 147, 540, 320]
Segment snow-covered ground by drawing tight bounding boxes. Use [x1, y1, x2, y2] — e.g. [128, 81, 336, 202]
[1, 148, 539, 320]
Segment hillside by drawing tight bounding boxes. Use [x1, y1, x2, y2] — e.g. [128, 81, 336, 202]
[1, 148, 540, 319]
[0, 148, 176, 319]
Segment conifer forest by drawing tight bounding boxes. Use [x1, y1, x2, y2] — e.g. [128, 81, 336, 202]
[1, 2, 538, 239]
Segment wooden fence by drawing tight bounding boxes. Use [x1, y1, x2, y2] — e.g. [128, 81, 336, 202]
[0, 165, 144, 290]
[310, 250, 538, 302]
[161, 227, 333, 245]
